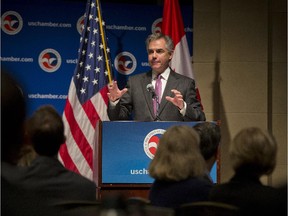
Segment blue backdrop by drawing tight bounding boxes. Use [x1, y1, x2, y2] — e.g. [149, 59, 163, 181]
[1, 0, 193, 116]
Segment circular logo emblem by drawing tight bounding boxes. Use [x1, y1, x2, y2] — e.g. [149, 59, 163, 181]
[1, 11, 23, 35]
[38, 48, 62, 73]
[114, 51, 137, 75]
[76, 15, 85, 35]
[143, 129, 165, 159]
[151, 18, 162, 34]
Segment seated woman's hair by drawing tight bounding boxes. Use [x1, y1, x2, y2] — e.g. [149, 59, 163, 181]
[149, 125, 206, 181]
[229, 127, 277, 176]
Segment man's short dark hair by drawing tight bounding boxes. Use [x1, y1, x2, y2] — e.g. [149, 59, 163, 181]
[27, 105, 65, 157]
[193, 122, 221, 160]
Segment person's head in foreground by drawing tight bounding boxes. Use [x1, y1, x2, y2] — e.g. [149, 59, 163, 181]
[149, 125, 206, 181]
[229, 127, 277, 177]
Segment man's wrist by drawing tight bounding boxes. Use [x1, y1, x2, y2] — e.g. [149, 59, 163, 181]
[178, 102, 184, 110]
[109, 99, 120, 106]
[179, 102, 187, 116]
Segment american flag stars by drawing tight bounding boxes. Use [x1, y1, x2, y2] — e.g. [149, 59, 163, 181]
[73, 3, 110, 103]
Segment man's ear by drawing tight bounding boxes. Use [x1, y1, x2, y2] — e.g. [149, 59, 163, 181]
[169, 51, 174, 60]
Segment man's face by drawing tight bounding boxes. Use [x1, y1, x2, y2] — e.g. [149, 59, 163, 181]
[147, 38, 173, 74]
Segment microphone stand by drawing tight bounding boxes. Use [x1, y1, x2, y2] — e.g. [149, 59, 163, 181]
[146, 83, 161, 121]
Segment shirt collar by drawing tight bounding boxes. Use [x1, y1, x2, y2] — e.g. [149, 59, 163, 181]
[152, 67, 170, 80]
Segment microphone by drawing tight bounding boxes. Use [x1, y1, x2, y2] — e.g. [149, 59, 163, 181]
[146, 83, 157, 99]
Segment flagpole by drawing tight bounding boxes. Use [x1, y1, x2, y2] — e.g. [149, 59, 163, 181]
[96, 0, 112, 83]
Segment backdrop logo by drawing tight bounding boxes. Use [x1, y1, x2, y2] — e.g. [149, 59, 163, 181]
[76, 15, 85, 35]
[143, 129, 165, 159]
[114, 51, 137, 75]
[1, 11, 23, 35]
[151, 18, 162, 34]
[38, 48, 62, 73]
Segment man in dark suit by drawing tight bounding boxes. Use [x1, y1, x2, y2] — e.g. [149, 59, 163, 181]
[22, 105, 97, 204]
[107, 33, 205, 122]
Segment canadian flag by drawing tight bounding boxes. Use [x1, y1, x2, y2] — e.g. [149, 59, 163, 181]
[161, 0, 203, 110]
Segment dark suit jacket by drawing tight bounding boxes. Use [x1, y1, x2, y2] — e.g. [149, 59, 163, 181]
[209, 172, 282, 216]
[149, 177, 213, 208]
[108, 69, 206, 121]
[20, 156, 97, 203]
[1, 162, 59, 216]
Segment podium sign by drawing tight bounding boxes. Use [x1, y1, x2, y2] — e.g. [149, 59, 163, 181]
[100, 121, 217, 185]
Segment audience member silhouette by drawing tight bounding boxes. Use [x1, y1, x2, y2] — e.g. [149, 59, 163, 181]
[209, 127, 282, 216]
[148, 125, 213, 208]
[1, 71, 26, 165]
[193, 122, 221, 183]
[22, 105, 97, 204]
[1, 71, 56, 216]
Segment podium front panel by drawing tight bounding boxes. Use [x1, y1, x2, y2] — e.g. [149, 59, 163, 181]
[101, 121, 217, 184]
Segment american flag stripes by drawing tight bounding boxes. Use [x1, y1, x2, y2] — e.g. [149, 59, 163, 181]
[58, 0, 111, 180]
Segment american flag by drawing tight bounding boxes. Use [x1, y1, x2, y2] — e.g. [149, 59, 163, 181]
[58, 0, 111, 180]
[162, 0, 203, 110]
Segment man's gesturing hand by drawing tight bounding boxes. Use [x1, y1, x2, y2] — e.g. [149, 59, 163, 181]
[165, 89, 184, 110]
[107, 80, 128, 102]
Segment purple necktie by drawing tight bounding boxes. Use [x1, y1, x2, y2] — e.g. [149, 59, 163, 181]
[153, 74, 162, 115]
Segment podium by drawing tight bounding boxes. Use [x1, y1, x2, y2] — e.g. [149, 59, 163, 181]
[95, 121, 219, 200]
